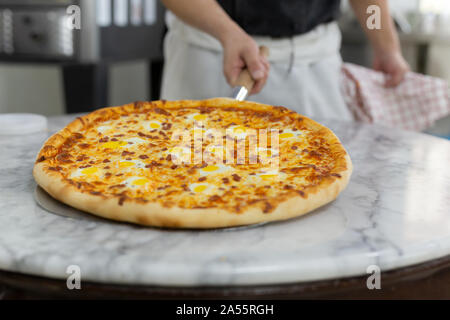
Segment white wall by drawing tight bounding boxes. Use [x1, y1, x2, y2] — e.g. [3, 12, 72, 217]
[109, 59, 149, 107]
[0, 64, 64, 116]
[389, 0, 420, 13]
[0, 60, 149, 116]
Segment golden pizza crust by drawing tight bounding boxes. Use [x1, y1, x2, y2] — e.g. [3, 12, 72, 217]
[33, 98, 353, 229]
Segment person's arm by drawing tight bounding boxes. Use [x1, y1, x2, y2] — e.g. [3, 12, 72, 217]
[349, 0, 410, 87]
[161, 0, 269, 94]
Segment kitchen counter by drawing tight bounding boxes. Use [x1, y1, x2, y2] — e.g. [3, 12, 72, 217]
[0, 114, 449, 287]
[342, 27, 450, 46]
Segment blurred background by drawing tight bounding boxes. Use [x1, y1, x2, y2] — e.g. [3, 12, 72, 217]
[0, 0, 448, 137]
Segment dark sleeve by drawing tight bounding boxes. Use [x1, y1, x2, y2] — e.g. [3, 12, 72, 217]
[217, 0, 341, 38]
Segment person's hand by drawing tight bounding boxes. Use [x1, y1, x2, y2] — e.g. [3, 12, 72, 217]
[221, 30, 270, 95]
[373, 50, 410, 87]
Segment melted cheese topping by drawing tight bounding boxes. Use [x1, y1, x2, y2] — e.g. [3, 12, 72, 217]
[40, 103, 347, 213]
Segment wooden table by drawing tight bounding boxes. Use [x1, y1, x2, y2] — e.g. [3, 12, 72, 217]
[1, 255, 449, 299]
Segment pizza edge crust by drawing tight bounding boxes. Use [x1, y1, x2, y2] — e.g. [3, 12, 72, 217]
[33, 98, 353, 229]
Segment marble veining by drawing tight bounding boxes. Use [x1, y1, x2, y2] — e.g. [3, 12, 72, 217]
[0, 114, 449, 286]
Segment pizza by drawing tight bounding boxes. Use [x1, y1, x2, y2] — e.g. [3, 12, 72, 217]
[33, 98, 352, 229]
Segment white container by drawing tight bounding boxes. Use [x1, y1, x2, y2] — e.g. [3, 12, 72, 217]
[0, 113, 48, 135]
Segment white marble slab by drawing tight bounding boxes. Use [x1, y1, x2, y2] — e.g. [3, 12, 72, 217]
[0, 115, 449, 286]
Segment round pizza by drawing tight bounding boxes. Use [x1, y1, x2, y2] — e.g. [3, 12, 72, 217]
[33, 98, 352, 229]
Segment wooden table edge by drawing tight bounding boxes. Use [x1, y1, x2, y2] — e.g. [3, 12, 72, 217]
[1, 254, 450, 299]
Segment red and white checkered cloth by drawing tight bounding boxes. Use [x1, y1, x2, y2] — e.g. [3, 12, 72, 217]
[341, 63, 450, 131]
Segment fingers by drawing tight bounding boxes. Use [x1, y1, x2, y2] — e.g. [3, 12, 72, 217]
[242, 46, 266, 81]
[223, 52, 245, 86]
[223, 39, 270, 94]
[384, 61, 410, 87]
[372, 59, 382, 72]
[385, 70, 405, 88]
[251, 56, 270, 94]
[373, 51, 410, 88]
[243, 48, 270, 94]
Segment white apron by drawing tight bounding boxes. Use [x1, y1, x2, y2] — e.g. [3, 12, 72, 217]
[161, 13, 353, 121]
